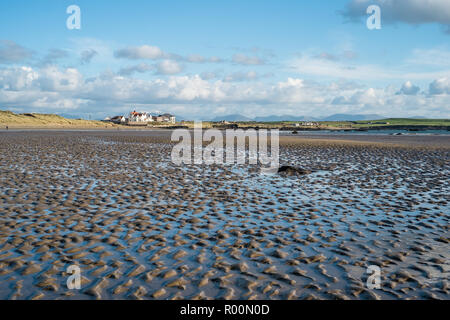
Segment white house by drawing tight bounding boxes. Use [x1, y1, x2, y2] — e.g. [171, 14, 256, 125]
[155, 113, 176, 124]
[163, 114, 176, 124]
[129, 111, 152, 122]
[127, 110, 175, 124]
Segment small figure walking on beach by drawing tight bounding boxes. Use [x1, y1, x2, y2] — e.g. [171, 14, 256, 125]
[6, 125, 8, 130]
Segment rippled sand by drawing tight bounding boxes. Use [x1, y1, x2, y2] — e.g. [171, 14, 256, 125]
[0, 131, 448, 300]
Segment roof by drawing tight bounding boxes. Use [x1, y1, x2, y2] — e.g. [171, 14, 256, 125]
[130, 111, 148, 116]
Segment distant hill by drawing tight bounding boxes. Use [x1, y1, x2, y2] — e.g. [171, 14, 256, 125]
[254, 115, 313, 122]
[210, 114, 313, 122]
[320, 114, 385, 121]
[211, 114, 253, 122]
[209, 113, 385, 122]
[409, 116, 427, 119]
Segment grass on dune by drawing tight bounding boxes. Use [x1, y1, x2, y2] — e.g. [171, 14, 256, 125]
[0, 110, 116, 128]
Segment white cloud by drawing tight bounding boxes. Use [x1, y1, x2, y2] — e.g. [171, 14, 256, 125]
[40, 49, 69, 66]
[156, 60, 183, 75]
[0, 40, 33, 64]
[397, 81, 420, 95]
[200, 71, 218, 80]
[350, 88, 382, 105]
[0, 66, 87, 109]
[184, 55, 224, 64]
[186, 54, 206, 63]
[118, 63, 153, 76]
[332, 87, 384, 106]
[0, 66, 38, 90]
[209, 56, 224, 63]
[114, 45, 164, 60]
[429, 78, 450, 95]
[80, 49, 98, 64]
[232, 54, 265, 65]
[37, 66, 82, 92]
[114, 46, 225, 65]
[271, 78, 325, 104]
[0, 65, 449, 118]
[223, 71, 272, 82]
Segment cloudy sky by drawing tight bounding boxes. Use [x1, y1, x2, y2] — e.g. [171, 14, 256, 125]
[0, 0, 449, 119]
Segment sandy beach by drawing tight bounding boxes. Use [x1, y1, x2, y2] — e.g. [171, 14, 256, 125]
[0, 130, 448, 300]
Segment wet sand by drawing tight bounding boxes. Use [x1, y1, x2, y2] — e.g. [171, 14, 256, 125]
[0, 130, 448, 300]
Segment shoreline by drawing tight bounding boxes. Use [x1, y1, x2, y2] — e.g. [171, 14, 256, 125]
[1, 128, 449, 148]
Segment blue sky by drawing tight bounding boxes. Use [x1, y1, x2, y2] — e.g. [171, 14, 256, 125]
[0, 0, 449, 119]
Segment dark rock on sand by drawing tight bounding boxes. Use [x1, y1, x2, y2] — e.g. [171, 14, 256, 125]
[277, 165, 311, 176]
